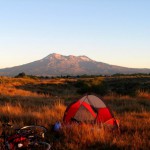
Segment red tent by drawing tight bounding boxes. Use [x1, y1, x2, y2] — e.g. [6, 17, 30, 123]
[63, 95, 119, 129]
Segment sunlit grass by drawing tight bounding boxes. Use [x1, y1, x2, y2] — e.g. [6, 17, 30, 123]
[0, 76, 150, 149]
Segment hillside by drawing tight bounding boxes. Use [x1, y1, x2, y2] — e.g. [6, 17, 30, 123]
[0, 53, 150, 76]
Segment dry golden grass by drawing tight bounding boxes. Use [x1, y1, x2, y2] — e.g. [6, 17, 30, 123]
[137, 90, 150, 99]
[0, 77, 150, 150]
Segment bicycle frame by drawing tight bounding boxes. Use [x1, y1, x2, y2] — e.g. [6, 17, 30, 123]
[0, 123, 51, 150]
[1, 123, 28, 150]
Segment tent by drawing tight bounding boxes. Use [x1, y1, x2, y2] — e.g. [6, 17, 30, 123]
[63, 95, 119, 129]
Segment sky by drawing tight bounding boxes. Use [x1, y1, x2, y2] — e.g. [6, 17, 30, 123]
[0, 0, 150, 69]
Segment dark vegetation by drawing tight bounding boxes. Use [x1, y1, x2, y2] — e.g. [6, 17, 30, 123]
[14, 72, 150, 98]
[75, 76, 150, 97]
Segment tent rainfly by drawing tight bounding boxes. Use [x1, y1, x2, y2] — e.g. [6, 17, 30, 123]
[63, 95, 119, 129]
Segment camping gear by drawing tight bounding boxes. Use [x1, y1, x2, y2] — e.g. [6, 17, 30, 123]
[53, 122, 62, 132]
[63, 95, 119, 129]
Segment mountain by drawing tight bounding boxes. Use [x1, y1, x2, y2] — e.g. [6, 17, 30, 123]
[0, 53, 149, 76]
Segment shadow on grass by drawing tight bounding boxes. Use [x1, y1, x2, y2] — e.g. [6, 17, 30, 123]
[86, 142, 122, 150]
[106, 98, 150, 113]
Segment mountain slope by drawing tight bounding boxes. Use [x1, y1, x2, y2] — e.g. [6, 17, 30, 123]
[0, 53, 149, 76]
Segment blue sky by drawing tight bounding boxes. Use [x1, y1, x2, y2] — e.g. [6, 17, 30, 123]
[0, 0, 150, 69]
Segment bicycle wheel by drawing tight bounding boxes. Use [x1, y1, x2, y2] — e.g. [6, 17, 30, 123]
[17, 125, 47, 140]
[28, 142, 51, 150]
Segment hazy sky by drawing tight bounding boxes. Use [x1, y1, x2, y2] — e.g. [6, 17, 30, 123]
[0, 0, 150, 69]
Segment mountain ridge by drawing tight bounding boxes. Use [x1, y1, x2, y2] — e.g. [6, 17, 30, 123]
[0, 53, 149, 76]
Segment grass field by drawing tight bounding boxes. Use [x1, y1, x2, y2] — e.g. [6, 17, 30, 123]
[0, 76, 150, 150]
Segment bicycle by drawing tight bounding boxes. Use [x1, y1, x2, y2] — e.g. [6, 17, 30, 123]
[0, 123, 51, 150]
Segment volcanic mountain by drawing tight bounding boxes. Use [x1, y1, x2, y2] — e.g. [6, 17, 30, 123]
[0, 53, 149, 76]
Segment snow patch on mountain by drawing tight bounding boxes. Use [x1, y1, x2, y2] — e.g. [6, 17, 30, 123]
[79, 56, 91, 61]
